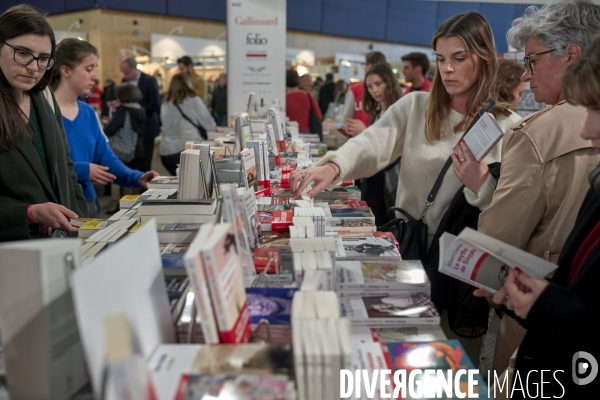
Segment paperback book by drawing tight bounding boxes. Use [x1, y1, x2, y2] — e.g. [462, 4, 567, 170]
[335, 234, 401, 261]
[336, 260, 430, 292]
[340, 294, 440, 326]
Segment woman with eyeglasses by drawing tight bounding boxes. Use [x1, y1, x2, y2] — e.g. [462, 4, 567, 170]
[0, 5, 87, 241]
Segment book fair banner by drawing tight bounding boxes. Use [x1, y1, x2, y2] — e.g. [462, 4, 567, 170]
[227, 0, 286, 119]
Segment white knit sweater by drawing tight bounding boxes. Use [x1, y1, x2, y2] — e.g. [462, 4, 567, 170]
[319, 92, 521, 246]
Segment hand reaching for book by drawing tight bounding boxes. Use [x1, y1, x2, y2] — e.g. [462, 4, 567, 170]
[31, 203, 79, 233]
[290, 164, 339, 199]
[452, 141, 489, 194]
[139, 170, 159, 188]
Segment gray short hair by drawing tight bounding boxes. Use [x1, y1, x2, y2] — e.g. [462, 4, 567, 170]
[507, 0, 600, 56]
[121, 56, 137, 69]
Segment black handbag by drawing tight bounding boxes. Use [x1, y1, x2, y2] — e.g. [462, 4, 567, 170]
[306, 92, 323, 141]
[378, 98, 496, 261]
[175, 104, 208, 140]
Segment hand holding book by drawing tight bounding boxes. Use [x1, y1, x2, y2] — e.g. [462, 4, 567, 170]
[451, 141, 490, 194]
[473, 267, 548, 320]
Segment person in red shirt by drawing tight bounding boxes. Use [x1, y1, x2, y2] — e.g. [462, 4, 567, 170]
[401, 52, 432, 95]
[340, 51, 387, 133]
[286, 69, 322, 133]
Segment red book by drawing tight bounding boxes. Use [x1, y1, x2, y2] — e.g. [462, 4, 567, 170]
[373, 231, 401, 253]
[253, 248, 282, 274]
[271, 210, 293, 232]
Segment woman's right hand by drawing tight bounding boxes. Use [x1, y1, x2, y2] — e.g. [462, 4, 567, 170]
[290, 164, 339, 199]
[31, 203, 79, 233]
[89, 163, 116, 185]
[343, 118, 367, 138]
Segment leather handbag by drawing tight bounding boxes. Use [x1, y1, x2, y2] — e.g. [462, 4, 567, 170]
[378, 99, 496, 261]
[176, 104, 208, 140]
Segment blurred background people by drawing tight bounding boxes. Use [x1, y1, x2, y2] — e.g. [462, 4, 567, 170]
[286, 69, 322, 133]
[299, 73, 313, 92]
[209, 72, 228, 127]
[318, 72, 335, 115]
[402, 52, 432, 94]
[493, 58, 527, 110]
[160, 72, 216, 176]
[178, 55, 207, 102]
[120, 56, 161, 173]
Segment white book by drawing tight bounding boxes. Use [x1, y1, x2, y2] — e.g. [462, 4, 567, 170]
[439, 227, 557, 294]
[292, 322, 306, 400]
[453, 112, 505, 161]
[335, 235, 401, 261]
[240, 147, 258, 190]
[246, 140, 263, 182]
[0, 240, 88, 399]
[299, 270, 327, 291]
[303, 320, 322, 400]
[336, 260, 430, 293]
[340, 294, 440, 327]
[314, 292, 340, 319]
[183, 224, 220, 344]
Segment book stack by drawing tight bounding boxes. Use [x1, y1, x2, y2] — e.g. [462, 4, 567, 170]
[178, 145, 213, 200]
[140, 188, 177, 201]
[159, 243, 189, 272]
[335, 259, 430, 298]
[290, 237, 336, 289]
[291, 291, 352, 400]
[81, 218, 139, 263]
[119, 194, 141, 209]
[147, 176, 179, 189]
[335, 233, 401, 261]
[78, 219, 107, 238]
[173, 374, 294, 400]
[138, 198, 217, 224]
[183, 223, 251, 344]
[313, 186, 361, 201]
[156, 223, 200, 244]
[214, 155, 242, 184]
[292, 207, 326, 237]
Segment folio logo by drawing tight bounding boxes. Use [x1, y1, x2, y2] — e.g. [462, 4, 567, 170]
[572, 351, 598, 386]
[246, 33, 268, 45]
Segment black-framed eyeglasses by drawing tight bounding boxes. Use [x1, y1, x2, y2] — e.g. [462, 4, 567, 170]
[523, 49, 558, 74]
[0, 40, 55, 71]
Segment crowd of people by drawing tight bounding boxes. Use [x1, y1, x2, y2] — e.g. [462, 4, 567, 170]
[1, 0, 600, 396]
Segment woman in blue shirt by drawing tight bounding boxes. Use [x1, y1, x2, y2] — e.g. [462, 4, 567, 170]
[52, 38, 157, 217]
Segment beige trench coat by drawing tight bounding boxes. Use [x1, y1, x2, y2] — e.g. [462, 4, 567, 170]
[477, 101, 600, 374]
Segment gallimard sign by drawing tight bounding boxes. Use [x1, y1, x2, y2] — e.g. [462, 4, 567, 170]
[227, 0, 286, 119]
[234, 16, 279, 25]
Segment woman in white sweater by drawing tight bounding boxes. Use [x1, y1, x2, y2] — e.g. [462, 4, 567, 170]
[159, 72, 216, 175]
[291, 12, 522, 249]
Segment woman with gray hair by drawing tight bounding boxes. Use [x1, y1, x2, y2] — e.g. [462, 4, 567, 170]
[454, 0, 600, 390]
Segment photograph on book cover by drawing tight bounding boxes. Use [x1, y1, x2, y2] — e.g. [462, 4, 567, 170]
[362, 294, 438, 319]
[361, 261, 428, 284]
[342, 236, 397, 257]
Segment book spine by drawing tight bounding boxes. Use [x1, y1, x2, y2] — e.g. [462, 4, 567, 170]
[350, 317, 441, 326]
[183, 257, 220, 344]
[217, 301, 251, 344]
[200, 248, 228, 332]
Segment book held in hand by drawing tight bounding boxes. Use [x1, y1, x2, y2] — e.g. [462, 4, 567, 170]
[439, 227, 558, 293]
[453, 112, 505, 161]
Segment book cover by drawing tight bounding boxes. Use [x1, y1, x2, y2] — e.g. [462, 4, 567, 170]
[328, 217, 376, 232]
[147, 176, 179, 189]
[266, 124, 281, 166]
[453, 112, 504, 162]
[336, 235, 401, 261]
[174, 374, 292, 400]
[200, 224, 251, 344]
[246, 288, 295, 325]
[336, 260, 430, 291]
[240, 148, 258, 191]
[386, 339, 489, 399]
[340, 294, 440, 326]
[156, 223, 200, 244]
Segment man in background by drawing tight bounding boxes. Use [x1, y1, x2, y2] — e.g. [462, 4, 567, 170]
[401, 52, 431, 94]
[318, 72, 335, 115]
[210, 73, 228, 127]
[120, 56, 161, 172]
[177, 55, 207, 102]
[311, 77, 324, 102]
[299, 73, 313, 91]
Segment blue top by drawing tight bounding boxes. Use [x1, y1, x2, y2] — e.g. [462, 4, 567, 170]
[62, 100, 143, 201]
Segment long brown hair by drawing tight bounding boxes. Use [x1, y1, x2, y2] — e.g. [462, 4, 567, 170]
[362, 63, 402, 116]
[425, 12, 510, 142]
[493, 58, 525, 107]
[0, 5, 56, 152]
[164, 73, 197, 105]
[51, 38, 98, 90]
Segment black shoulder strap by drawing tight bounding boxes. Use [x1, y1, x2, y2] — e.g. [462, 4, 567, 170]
[421, 98, 496, 220]
[175, 104, 201, 130]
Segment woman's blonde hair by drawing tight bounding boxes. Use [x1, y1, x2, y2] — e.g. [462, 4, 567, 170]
[164, 72, 197, 105]
[563, 34, 600, 108]
[425, 12, 510, 142]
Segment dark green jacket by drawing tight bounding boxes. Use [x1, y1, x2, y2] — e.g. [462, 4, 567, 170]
[0, 90, 87, 242]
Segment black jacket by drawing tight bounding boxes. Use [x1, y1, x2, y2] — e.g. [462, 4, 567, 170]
[318, 80, 335, 115]
[122, 72, 160, 140]
[0, 90, 87, 242]
[424, 162, 502, 338]
[510, 186, 600, 398]
[104, 105, 147, 158]
[210, 85, 227, 116]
